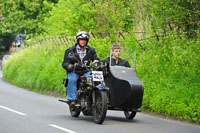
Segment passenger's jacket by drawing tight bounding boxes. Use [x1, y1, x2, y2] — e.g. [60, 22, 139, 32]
[62, 43, 99, 74]
[102, 57, 130, 68]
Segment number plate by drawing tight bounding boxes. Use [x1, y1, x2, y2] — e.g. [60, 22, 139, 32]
[92, 71, 104, 81]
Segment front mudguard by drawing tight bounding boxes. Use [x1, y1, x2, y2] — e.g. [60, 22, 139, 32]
[92, 87, 108, 106]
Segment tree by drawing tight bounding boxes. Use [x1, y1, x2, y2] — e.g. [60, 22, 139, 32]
[0, 0, 58, 52]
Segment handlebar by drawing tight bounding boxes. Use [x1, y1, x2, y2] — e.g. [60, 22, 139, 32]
[68, 52, 107, 71]
[84, 62, 107, 70]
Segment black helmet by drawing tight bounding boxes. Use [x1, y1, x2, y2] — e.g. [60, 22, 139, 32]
[76, 31, 90, 45]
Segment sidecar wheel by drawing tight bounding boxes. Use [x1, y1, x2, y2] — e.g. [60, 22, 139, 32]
[93, 90, 107, 124]
[69, 106, 80, 117]
[124, 110, 137, 120]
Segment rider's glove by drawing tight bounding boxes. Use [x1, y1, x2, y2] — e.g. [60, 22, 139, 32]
[66, 63, 74, 72]
[74, 63, 84, 70]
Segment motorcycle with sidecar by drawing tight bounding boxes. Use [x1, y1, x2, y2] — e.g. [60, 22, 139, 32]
[59, 52, 144, 124]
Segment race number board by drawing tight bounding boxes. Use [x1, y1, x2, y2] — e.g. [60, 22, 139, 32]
[92, 71, 104, 81]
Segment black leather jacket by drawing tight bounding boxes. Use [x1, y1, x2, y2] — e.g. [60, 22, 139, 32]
[102, 57, 130, 68]
[62, 43, 99, 74]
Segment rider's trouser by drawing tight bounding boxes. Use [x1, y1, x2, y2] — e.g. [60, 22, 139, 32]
[66, 72, 91, 100]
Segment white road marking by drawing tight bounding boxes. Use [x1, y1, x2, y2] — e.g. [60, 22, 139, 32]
[0, 105, 27, 116]
[49, 124, 78, 133]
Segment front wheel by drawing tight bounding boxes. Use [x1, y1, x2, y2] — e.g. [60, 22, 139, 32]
[93, 90, 107, 124]
[124, 110, 137, 120]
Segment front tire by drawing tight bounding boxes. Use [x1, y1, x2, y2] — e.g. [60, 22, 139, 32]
[124, 110, 137, 120]
[93, 90, 107, 124]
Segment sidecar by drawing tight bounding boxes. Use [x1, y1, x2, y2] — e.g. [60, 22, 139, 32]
[104, 66, 144, 119]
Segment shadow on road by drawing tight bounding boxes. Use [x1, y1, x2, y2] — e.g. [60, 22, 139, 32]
[54, 113, 142, 125]
[106, 115, 141, 123]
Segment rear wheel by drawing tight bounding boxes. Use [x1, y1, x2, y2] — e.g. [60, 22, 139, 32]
[69, 106, 80, 117]
[124, 110, 137, 120]
[93, 90, 107, 124]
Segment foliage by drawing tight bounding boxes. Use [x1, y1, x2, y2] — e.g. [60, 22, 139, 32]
[40, 0, 139, 37]
[1, 0, 199, 50]
[137, 32, 200, 122]
[0, 45, 6, 55]
[0, 0, 58, 52]
[0, 33, 15, 51]
[40, 0, 200, 39]
[2, 40, 67, 94]
[142, 0, 200, 38]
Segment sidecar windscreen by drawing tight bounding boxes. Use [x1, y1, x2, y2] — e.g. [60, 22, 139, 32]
[109, 66, 139, 80]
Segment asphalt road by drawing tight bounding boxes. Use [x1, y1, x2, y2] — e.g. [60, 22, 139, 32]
[0, 70, 199, 133]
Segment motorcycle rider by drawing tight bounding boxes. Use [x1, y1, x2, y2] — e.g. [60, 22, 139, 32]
[62, 31, 99, 106]
[102, 44, 130, 67]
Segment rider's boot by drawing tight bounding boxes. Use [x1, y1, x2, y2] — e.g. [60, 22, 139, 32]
[69, 100, 76, 107]
[67, 99, 81, 108]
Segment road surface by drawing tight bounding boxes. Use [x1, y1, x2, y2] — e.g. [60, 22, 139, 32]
[0, 70, 199, 133]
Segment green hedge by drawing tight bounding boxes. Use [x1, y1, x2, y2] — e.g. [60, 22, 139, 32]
[2, 42, 67, 94]
[137, 33, 200, 123]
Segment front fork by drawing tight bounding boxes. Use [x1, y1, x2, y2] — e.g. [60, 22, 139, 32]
[92, 87, 109, 108]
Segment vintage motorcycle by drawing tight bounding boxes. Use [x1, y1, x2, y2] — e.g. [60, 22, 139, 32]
[60, 52, 144, 124]
[59, 52, 108, 124]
